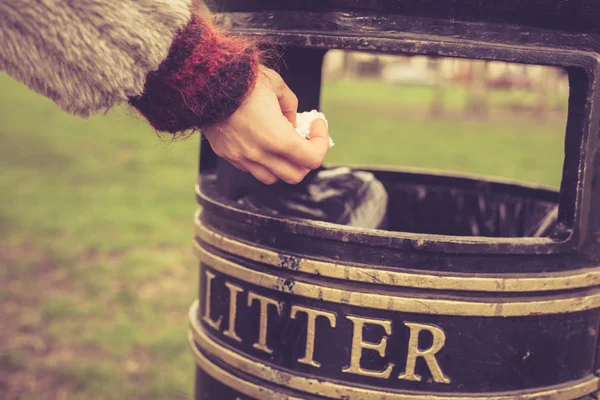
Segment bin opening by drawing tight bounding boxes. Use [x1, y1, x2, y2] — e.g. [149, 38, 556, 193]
[202, 51, 585, 241]
[321, 51, 569, 189]
[373, 169, 559, 238]
[201, 164, 560, 239]
[317, 51, 572, 238]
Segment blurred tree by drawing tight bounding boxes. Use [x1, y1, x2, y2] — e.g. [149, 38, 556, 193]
[465, 60, 489, 117]
[430, 57, 445, 116]
[536, 67, 550, 119]
[343, 52, 356, 78]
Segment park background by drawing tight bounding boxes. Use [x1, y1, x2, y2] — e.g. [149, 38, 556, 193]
[0, 51, 568, 399]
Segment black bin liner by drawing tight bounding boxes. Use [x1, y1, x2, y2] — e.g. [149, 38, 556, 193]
[206, 163, 560, 238]
[237, 167, 389, 230]
[377, 171, 559, 238]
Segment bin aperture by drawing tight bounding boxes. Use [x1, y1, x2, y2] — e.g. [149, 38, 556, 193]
[212, 52, 574, 239]
[320, 51, 569, 188]
[203, 52, 588, 243]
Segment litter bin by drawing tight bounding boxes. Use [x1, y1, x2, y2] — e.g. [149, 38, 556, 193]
[189, 1, 600, 399]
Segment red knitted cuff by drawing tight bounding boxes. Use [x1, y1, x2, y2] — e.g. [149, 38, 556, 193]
[129, 16, 260, 133]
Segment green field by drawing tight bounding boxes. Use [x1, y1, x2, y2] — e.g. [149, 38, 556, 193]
[0, 73, 566, 399]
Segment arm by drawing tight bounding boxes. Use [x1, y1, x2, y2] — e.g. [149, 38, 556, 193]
[0, 0, 192, 117]
[0, 0, 330, 184]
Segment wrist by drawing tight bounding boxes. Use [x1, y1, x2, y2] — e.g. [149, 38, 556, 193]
[129, 15, 260, 134]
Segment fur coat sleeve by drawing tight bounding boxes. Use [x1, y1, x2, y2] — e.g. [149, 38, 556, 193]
[0, 0, 258, 134]
[0, 0, 193, 118]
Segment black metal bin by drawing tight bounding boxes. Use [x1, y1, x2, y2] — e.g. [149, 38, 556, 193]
[189, 1, 600, 398]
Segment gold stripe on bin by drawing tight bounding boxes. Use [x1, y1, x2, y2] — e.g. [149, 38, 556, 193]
[194, 217, 600, 293]
[187, 331, 303, 400]
[194, 244, 600, 316]
[189, 301, 599, 400]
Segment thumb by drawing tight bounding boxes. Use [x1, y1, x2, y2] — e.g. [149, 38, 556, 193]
[306, 118, 330, 167]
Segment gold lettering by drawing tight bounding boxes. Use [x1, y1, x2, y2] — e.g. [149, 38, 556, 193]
[223, 282, 244, 343]
[398, 322, 450, 384]
[290, 306, 337, 368]
[202, 270, 222, 331]
[247, 291, 282, 354]
[342, 315, 394, 379]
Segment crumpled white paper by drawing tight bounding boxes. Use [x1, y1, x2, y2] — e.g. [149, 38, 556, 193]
[295, 110, 334, 148]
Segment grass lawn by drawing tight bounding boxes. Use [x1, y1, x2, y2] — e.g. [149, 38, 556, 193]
[321, 79, 567, 186]
[0, 73, 566, 399]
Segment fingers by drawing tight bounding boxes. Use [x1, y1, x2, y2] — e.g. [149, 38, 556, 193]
[277, 84, 299, 127]
[270, 118, 329, 170]
[242, 146, 311, 184]
[263, 67, 298, 127]
[226, 142, 323, 185]
[223, 152, 277, 185]
[207, 68, 330, 184]
[306, 119, 330, 163]
[244, 160, 278, 185]
[262, 155, 311, 184]
[228, 160, 248, 172]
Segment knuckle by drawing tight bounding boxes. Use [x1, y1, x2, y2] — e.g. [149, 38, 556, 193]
[264, 67, 276, 77]
[265, 67, 280, 80]
[261, 67, 278, 85]
[211, 145, 225, 158]
[285, 170, 307, 185]
[227, 149, 243, 163]
[262, 175, 278, 185]
[265, 138, 285, 154]
[307, 155, 324, 170]
[243, 146, 262, 162]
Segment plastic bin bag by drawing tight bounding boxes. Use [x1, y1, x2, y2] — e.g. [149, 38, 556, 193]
[237, 167, 388, 229]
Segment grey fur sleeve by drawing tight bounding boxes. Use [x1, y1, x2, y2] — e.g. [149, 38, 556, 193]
[0, 0, 192, 117]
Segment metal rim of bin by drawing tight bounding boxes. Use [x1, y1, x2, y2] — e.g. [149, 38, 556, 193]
[194, 163, 589, 255]
[193, 216, 600, 293]
[193, 231, 600, 317]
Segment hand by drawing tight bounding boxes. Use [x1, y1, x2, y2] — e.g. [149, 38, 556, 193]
[203, 66, 330, 185]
